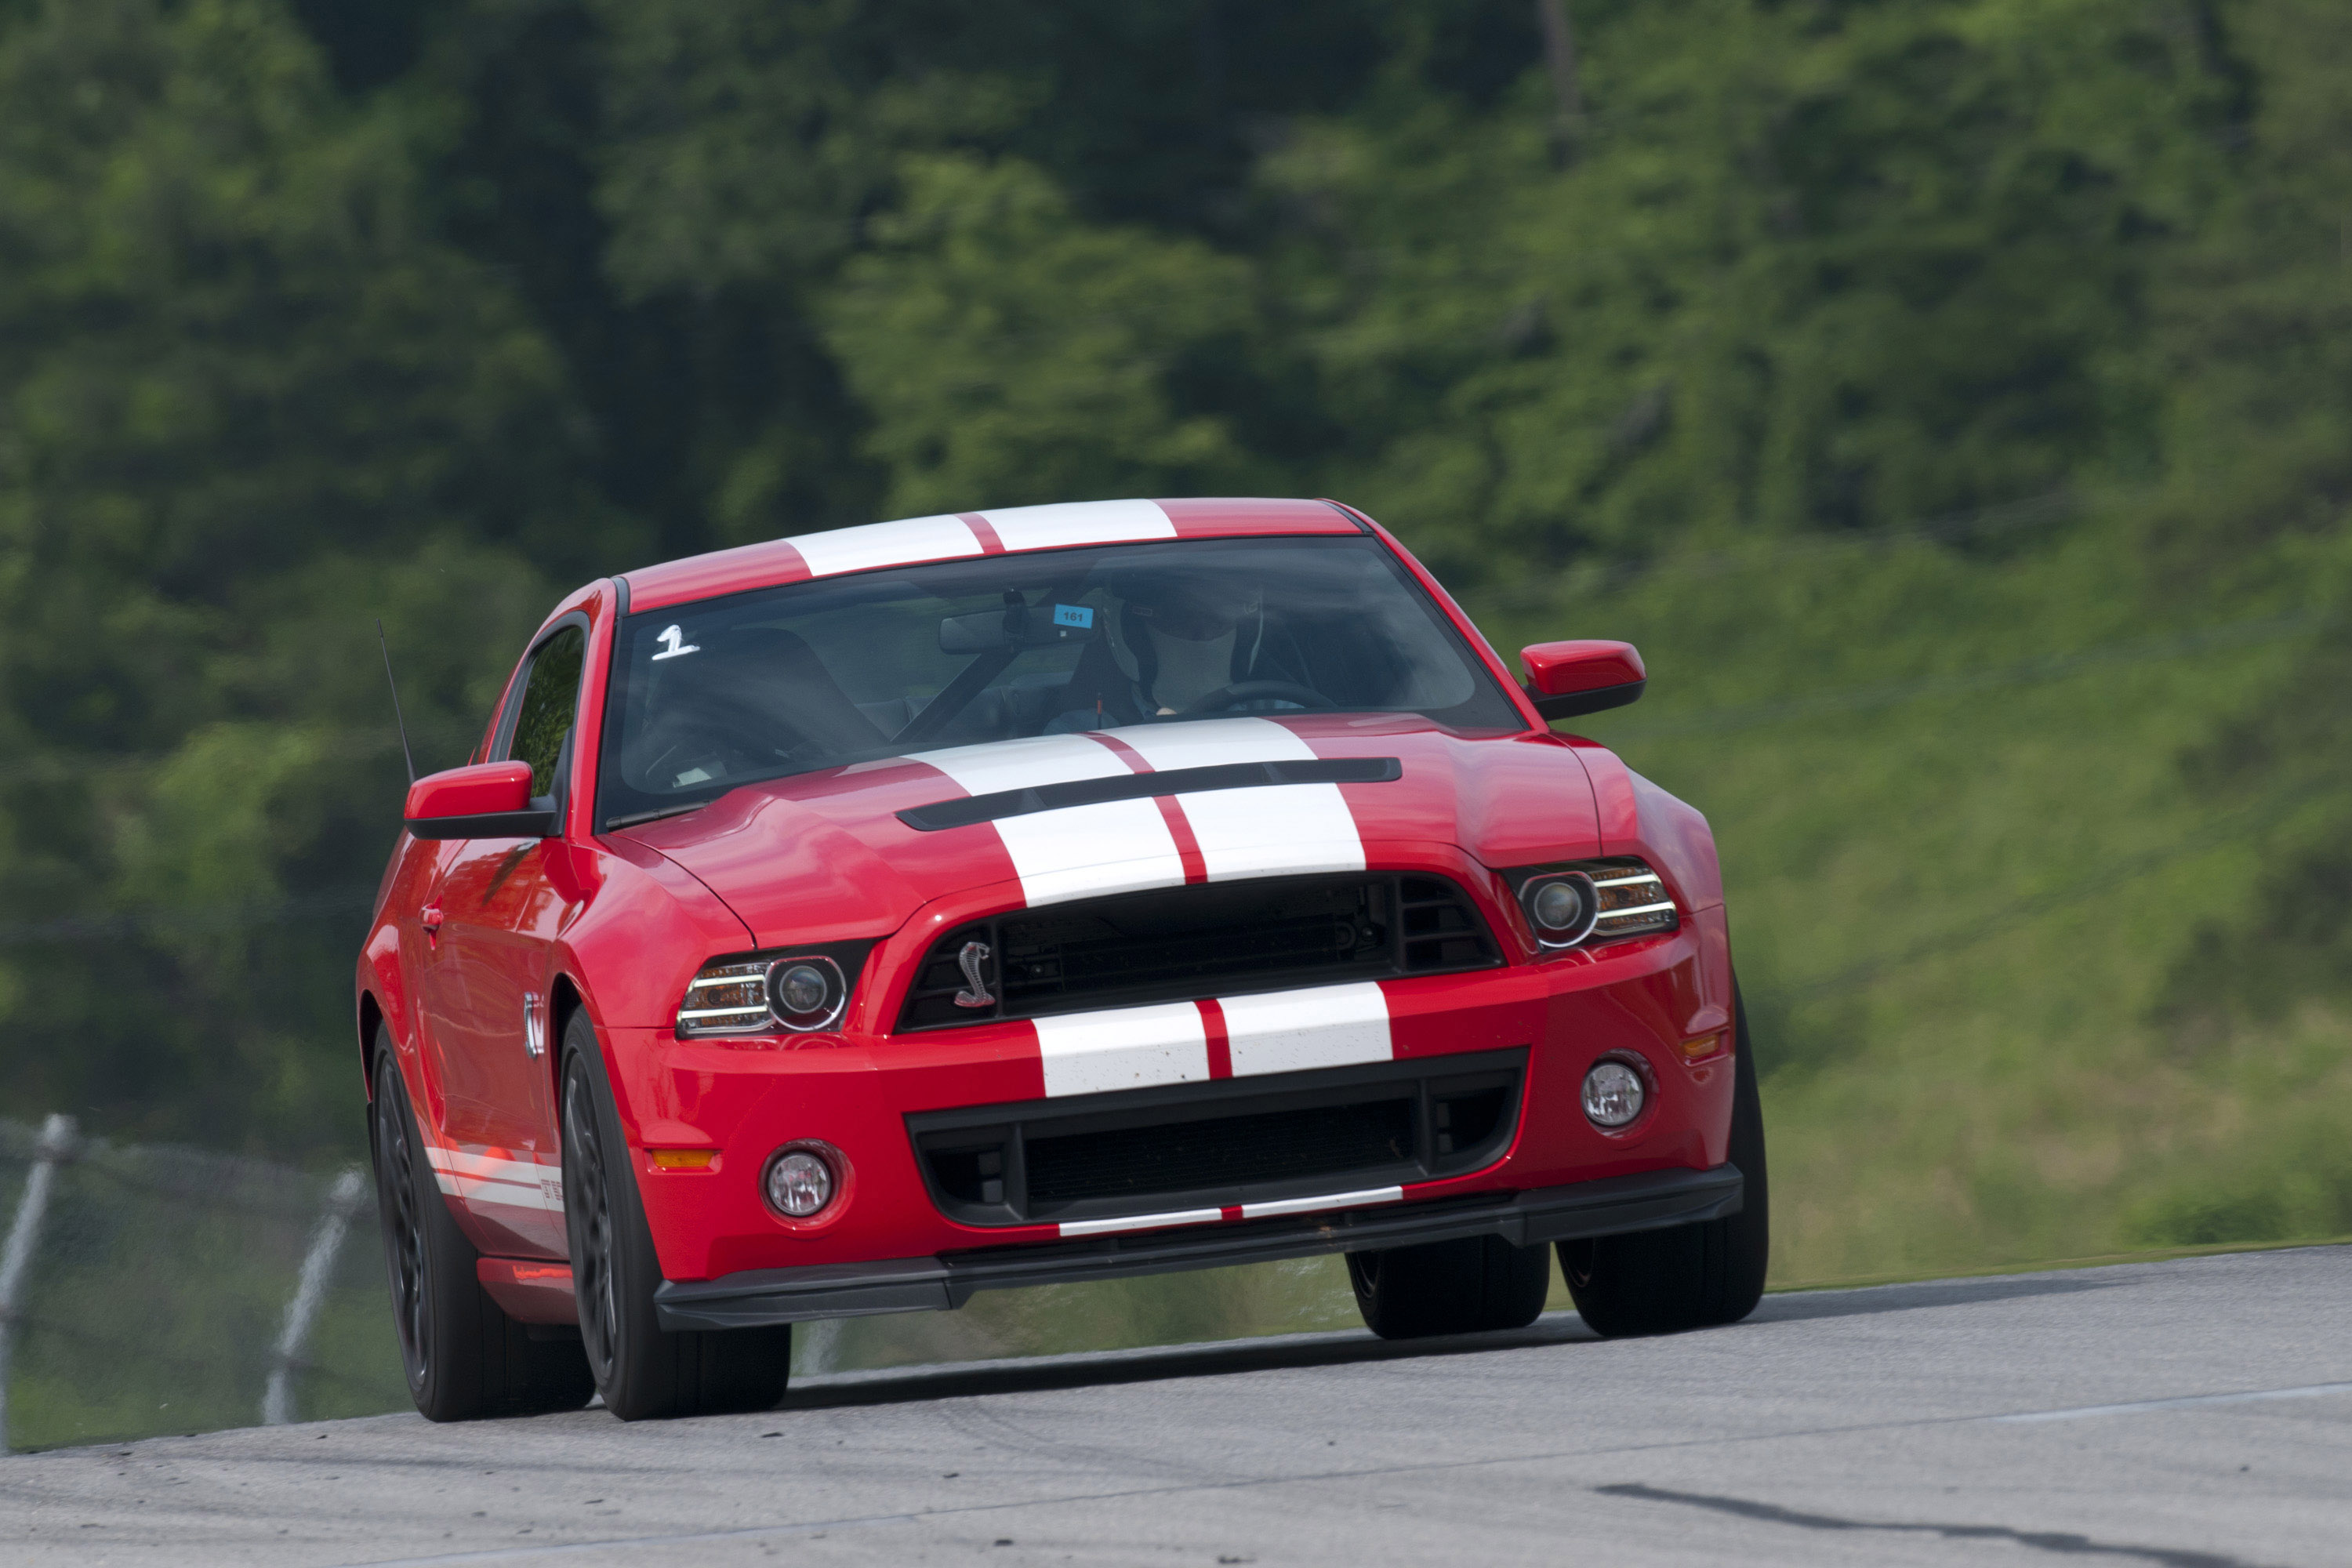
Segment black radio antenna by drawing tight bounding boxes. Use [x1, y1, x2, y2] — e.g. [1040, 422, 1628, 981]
[377, 619, 418, 786]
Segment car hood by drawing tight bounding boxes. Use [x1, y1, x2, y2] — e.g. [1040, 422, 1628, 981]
[614, 715, 1604, 947]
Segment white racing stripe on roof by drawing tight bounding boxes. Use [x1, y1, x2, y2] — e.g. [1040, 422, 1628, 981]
[1105, 716, 1317, 771]
[1218, 982, 1392, 1076]
[784, 514, 983, 577]
[980, 499, 1176, 551]
[1238, 1186, 1403, 1221]
[1178, 782, 1365, 881]
[1057, 1207, 1224, 1239]
[905, 733, 1133, 797]
[1033, 1000, 1209, 1098]
[996, 798, 1186, 908]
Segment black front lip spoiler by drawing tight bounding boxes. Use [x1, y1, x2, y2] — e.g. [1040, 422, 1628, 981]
[653, 1163, 1744, 1332]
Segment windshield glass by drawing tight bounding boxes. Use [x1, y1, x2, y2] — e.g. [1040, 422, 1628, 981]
[596, 535, 1523, 827]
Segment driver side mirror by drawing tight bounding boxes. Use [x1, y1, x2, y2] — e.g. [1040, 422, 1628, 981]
[1519, 641, 1646, 721]
[404, 761, 559, 841]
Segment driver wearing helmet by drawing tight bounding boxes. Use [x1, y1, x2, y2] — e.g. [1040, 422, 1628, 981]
[1046, 573, 1310, 730]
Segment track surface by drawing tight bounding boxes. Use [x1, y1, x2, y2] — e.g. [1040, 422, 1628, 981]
[7, 1245, 2350, 1566]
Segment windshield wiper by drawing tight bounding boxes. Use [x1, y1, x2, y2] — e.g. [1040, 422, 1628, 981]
[603, 800, 711, 831]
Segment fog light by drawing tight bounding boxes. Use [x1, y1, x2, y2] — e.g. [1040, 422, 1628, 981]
[1582, 1058, 1647, 1129]
[764, 1146, 837, 1218]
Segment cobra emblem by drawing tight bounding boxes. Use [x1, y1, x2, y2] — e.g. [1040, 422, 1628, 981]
[953, 939, 995, 1009]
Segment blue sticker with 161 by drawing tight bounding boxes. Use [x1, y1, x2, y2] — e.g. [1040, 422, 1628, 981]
[1053, 604, 1094, 629]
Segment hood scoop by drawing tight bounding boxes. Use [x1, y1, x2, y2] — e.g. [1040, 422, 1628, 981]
[896, 757, 1402, 832]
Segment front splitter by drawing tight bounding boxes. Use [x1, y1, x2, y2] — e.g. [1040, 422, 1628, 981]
[652, 1163, 1744, 1331]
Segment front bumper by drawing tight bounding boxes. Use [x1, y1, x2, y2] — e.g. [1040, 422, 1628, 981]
[654, 1163, 1744, 1330]
[601, 906, 1737, 1285]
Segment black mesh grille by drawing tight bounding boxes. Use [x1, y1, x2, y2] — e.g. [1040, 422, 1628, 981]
[907, 1047, 1526, 1228]
[1025, 1099, 1414, 1205]
[898, 873, 1497, 1031]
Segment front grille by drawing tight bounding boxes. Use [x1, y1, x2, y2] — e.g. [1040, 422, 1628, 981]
[898, 873, 1499, 1032]
[1027, 1100, 1414, 1204]
[907, 1048, 1525, 1227]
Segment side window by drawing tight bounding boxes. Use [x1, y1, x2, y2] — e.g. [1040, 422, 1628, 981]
[507, 626, 586, 799]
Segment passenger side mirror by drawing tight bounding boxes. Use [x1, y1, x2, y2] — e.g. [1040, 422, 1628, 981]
[1519, 641, 1646, 721]
[404, 761, 559, 840]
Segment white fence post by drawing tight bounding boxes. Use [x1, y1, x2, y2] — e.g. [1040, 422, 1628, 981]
[262, 1167, 367, 1427]
[0, 1113, 79, 1453]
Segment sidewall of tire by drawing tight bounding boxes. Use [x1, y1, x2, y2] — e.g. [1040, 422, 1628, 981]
[560, 1011, 789, 1420]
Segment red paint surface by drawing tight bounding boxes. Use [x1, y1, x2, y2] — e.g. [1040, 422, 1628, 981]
[356, 500, 1741, 1287]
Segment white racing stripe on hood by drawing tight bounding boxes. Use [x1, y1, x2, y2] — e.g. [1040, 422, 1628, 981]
[996, 798, 1186, 906]
[1218, 982, 1392, 1076]
[1033, 1000, 1209, 1097]
[1178, 782, 1363, 881]
[906, 733, 1131, 796]
[907, 734, 1181, 907]
[1105, 720, 1365, 883]
[784, 514, 983, 577]
[980, 499, 1176, 550]
[1105, 716, 1317, 770]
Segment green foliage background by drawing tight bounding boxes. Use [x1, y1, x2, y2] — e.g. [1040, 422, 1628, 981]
[3, 0, 2350, 1302]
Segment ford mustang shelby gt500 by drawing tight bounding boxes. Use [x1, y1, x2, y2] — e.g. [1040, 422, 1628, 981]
[358, 496, 1766, 1421]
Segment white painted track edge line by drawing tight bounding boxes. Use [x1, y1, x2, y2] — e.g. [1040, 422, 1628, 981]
[1990, 1380, 2352, 1423]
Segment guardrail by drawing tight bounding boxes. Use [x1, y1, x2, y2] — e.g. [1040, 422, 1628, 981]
[0, 1116, 401, 1452]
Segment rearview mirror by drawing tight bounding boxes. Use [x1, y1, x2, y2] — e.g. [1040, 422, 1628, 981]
[404, 761, 559, 840]
[939, 601, 1099, 655]
[1519, 641, 1646, 721]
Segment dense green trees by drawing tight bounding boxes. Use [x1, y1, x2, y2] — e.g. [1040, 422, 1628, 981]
[0, 0, 2345, 1158]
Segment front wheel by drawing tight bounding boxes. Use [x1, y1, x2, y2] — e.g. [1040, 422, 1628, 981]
[1346, 1235, 1551, 1339]
[559, 1013, 792, 1420]
[1560, 988, 1771, 1337]
[368, 1033, 593, 1421]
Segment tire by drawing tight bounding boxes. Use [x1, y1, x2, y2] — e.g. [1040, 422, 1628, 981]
[1559, 987, 1771, 1337]
[559, 1012, 792, 1420]
[368, 1033, 595, 1421]
[1346, 1235, 1552, 1340]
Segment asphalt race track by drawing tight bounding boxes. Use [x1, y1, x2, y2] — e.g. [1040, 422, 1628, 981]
[7, 1247, 2350, 1567]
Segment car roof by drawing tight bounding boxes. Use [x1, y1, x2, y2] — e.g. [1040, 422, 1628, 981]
[618, 497, 1370, 615]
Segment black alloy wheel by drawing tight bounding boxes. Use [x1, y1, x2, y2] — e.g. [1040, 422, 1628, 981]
[1559, 985, 1771, 1338]
[561, 1049, 622, 1388]
[370, 1043, 432, 1391]
[367, 1029, 594, 1420]
[1345, 1234, 1552, 1339]
[559, 1011, 792, 1420]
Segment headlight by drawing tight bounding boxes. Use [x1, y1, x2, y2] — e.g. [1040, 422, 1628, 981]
[1508, 858, 1678, 950]
[675, 944, 868, 1038]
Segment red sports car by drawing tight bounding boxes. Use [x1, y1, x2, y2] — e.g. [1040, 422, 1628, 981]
[357, 497, 1767, 1421]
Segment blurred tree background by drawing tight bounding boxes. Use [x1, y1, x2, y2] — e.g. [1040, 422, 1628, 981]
[3, 0, 2350, 1284]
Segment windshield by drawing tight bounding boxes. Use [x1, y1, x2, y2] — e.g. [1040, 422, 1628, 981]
[596, 535, 1523, 827]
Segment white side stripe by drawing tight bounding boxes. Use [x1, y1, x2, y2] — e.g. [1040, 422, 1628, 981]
[1178, 782, 1364, 881]
[1219, 982, 1392, 1076]
[995, 798, 1186, 907]
[424, 1148, 564, 1213]
[1107, 717, 1316, 771]
[1033, 1002, 1209, 1098]
[1058, 1207, 1223, 1238]
[980, 499, 1176, 551]
[1239, 1186, 1403, 1220]
[785, 515, 982, 577]
[907, 733, 1131, 796]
